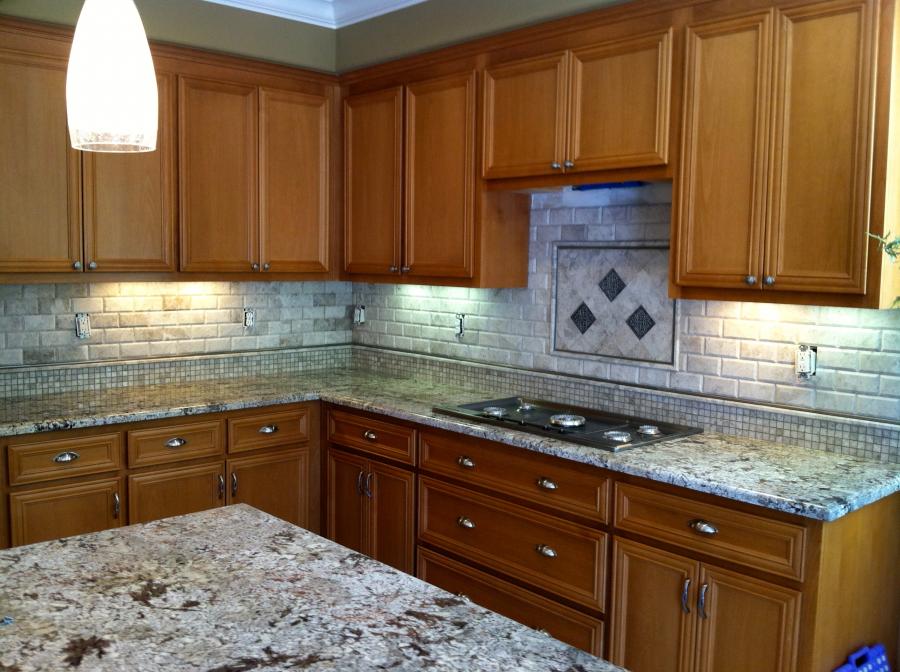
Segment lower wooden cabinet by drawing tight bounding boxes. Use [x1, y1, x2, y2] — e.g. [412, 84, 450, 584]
[325, 446, 415, 573]
[610, 538, 800, 672]
[227, 450, 308, 526]
[128, 462, 225, 524]
[9, 478, 123, 546]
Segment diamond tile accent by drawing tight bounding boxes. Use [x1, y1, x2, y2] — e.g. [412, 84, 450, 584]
[570, 302, 596, 335]
[599, 269, 627, 302]
[626, 306, 656, 340]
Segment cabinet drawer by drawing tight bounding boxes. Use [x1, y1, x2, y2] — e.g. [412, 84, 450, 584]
[419, 477, 607, 610]
[8, 433, 122, 486]
[327, 408, 415, 465]
[228, 408, 309, 453]
[417, 548, 604, 656]
[420, 429, 609, 522]
[128, 420, 224, 468]
[614, 483, 807, 580]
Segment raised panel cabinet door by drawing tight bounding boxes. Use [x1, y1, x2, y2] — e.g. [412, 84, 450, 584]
[82, 73, 176, 272]
[259, 88, 330, 274]
[404, 71, 476, 278]
[674, 12, 774, 289]
[568, 28, 673, 172]
[227, 449, 308, 527]
[368, 460, 415, 574]
[10, 478, 123, 546]
[128, 462, 225, 524]
[325, 448, 368, 554]
[695, 565, 801, 672]
[0, 52, 81, 273]
[179, 76, 258, 272]
[609, 539, 697, 672]
[482, 52, 569, 179]
[765, 0, 877, 294]
[344, 87, 403, 275]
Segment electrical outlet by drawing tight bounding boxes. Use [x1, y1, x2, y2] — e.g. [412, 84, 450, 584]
[796, 344, 817, 379]
[353, 305, 366, 326]
[243, 308, 255, 329]
[74, 313, 91, 340]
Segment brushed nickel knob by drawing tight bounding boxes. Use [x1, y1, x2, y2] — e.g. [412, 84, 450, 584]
[87, 261, 97, 270]
[764, 275, 776, 286]
[72, 261, 83, 271]
[563, 160, 575, 169]
[389, 266, 399, 273]
[251, 263, 260, 271]
[401, 266, 411, 273]
[550, 162, 562, 170]
[745, 275, 757, 285]
[263, 263, 271, 271]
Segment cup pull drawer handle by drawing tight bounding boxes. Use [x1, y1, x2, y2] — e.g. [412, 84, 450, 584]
[536, 477, 558, 491]
[457, 456, 475, 469]
[456, 516, 476, 529]
[362, 430, 378, 441]
[536, 544, 557, 558]
[258, 425, 279, 435]
[689, 519, 718, 536]
[165, 437, 187, 449]
[52, 451, 80, 464]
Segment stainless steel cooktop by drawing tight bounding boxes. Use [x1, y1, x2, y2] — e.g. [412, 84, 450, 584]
[434, 397, 702, 452]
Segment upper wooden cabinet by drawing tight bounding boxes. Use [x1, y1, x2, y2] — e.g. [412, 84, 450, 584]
[482, 30, 673, 179]
[674, 0, 896, 305]
[82, 73, 177, 273]
[0, 49, 81, 273]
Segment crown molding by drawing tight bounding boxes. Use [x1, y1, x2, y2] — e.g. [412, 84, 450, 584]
[201, 0, 428, 29]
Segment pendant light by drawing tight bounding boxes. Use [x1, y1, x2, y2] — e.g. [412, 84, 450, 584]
[66, 0, 158, 153]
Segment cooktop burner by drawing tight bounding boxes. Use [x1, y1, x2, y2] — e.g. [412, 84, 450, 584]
[434, 397, 702, 452]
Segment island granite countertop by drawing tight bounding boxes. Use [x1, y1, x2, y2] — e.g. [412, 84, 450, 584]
[0, 368, 898, 522]
[0, 504, 621, 671]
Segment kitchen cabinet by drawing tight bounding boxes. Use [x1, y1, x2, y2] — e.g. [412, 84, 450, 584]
[610, 538, 800, 672]
[128, 462, 225, 524]
[326, 446, 415, 573]
[9, 478, 123, 546]
[227, 450, 308, 526]
[674, 0, 893, 305]
[0, 48, 81, 273]
[482, 29, 672, 179]
[82, 73, 177, 273]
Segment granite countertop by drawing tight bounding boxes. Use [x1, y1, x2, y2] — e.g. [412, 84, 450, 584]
[1, 368, 898, 522]
[0, 505, 620, 671]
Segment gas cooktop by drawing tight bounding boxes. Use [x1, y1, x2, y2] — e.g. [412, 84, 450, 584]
[434, 397, 702, 452]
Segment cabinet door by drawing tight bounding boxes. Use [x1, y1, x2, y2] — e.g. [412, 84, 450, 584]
[82, 73, 176, 272]
[325, 448, 368, 554]
[259, 88, 330, 274]
[179, 77, 258, 272]
[227, 449, 308, 527]
[404, 71, 476, 278]
[128, 462, 225, 524]
[674, 12, 773, 289]
[368, 460, 415, 573]
[765, 0, 876, 294]
[10, 478, 122, 546]
[696, 565, 800, 672]
[482, 52, 568, 179]
[610, 539, 696, 672]
[0, 53, 81, 273]
[344, 87, 403, 275]
[569, 29, 672, 172]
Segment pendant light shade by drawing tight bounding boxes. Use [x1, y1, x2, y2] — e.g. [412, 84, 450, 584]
[66, 0, 158, 152]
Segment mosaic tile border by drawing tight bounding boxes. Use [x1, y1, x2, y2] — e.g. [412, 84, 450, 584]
[351, 346, 900, 464]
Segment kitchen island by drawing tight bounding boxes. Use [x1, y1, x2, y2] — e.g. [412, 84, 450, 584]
[0, 504, 622, 671]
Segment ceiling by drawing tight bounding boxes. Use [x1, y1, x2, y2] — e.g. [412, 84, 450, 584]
[201, 0, 430, 28]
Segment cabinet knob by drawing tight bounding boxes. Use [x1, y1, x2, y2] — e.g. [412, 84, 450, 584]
[263, 263, 271, 271]
[764, 275, 776, 286]
[72, 261, 83, 271]
[164, 437, 187, 449]
[744, 275, 757, 286]
[52, 451, 80, 464]
[389, 266, 399, 273]
[401, 266, 411, 274]
[456, 516, 476, 529]
[87, 261, 98, 270]
[688, 519, 718, 536]
[536, 544, 557, 558]
[251, 263, 260, 271]
[457, 456, 475, 469]
[550, 162, 562, 170]
[563, 160, 575, 169]
[536, 477, 558, 491]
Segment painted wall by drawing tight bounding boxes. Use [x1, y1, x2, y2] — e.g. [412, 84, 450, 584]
[336, 0, 626, 71]
[353, 185, 900, 423]
[0, 0, 337, 71]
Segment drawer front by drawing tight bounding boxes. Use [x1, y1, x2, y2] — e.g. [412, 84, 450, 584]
[420, 429, 609, 522]
[8, 433, 122, 486]
[614, 483, 807, 580]
[417, 548, 604, 656]
[327, 408, 415, 465]
[228, 408, 309, 454]
[128, 420, 224, 468]
[419, 477, 607, 610]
